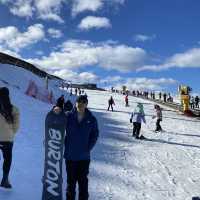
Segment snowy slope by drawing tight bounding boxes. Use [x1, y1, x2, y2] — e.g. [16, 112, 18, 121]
[1, 65, 200, 200]
[0, 63, 76, 102]
[0, 64, 47, 91]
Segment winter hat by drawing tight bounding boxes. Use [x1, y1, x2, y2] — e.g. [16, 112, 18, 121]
[135, 102, 144, 114]
[0, 87, 9, 97]
[76, 95, 88, 103]
[154, 104, 160, 109]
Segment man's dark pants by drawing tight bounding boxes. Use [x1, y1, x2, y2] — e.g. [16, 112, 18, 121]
[66, 160, 90, 200]
[132, 122, 141, 137]
[107, 104, 113, 111]
[156, 119, 162, 131]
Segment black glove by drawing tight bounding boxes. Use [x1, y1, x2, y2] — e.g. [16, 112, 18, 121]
[130, 119, 132, 123]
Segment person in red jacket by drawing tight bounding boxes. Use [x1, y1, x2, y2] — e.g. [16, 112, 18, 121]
[125, 95, 129, 107]
[152, 104, 163, 132]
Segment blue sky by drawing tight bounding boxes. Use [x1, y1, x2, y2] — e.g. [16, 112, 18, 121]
[0, 0, 200, 94]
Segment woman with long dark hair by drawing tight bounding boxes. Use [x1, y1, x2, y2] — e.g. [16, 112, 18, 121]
[0, 87, 19, 188]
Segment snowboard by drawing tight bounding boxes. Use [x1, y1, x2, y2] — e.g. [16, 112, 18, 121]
[42, 110, 66, 200]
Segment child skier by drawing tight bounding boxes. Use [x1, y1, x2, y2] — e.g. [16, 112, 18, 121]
[130, 103, 146, 139]
[153, 104, 163, 132]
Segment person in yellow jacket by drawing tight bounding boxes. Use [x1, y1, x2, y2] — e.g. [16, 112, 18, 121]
[0, 87, 19, 188]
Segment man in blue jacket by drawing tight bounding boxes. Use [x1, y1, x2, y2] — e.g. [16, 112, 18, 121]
[64, 95, 99, 200]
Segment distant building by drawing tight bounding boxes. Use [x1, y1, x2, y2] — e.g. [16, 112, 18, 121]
[71, 83, 97, 90]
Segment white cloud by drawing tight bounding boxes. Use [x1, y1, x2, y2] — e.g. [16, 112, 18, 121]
[72, 0, 125, 16]
[38, 13, 64, 23]
[27, 39, 147, 72]
[53, 69, 99, 83]
[167, 48, 200, 67]
[10, 0, 34, 18]
[0, 0, 65, 23]
[134, 34, 156, 42]
[47, 28, 63, 38]
[78, 16, 111, 30]
[0, 46, 21, 58]
[0, 24, 45, 52]
[36, 50, 44, 55]
[0, 0, 11, 4]
[138, 48, 200, 72]
[114, 77, 178, 91]
[34, 0, 65, 23]
[72, 0, 103, 16]
[1, 0, 125, 21]
[100, 76, 122, 84]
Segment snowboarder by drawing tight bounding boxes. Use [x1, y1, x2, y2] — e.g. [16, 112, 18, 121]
[125, 95, 129, 107]
[0, 87, 20, 188]
[153, 104, 163, 132]
[107, 96, 115, 111]
[64, 95, 99, 200]
[130, 103, 146, 139]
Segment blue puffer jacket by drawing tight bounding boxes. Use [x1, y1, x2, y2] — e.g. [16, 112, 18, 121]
[64, 108, 99, 161]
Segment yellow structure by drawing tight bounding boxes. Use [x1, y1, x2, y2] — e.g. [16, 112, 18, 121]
[178, 85, 191, 112]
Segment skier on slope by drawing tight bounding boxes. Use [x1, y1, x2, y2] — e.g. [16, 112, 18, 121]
[125, 94, 129, 107]
[153, 104, 163, 132]
[107, 96, 115, 111]
[0, 87, 20, 188]
[130, 102, 146, 139]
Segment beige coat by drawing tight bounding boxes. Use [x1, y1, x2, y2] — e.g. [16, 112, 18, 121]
[0, 106, 20, 142]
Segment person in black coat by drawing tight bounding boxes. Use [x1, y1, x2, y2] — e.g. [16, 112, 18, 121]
[107, 96, 115, 111]
[64, 100, 73, 112]
[56, 95, 65, 110]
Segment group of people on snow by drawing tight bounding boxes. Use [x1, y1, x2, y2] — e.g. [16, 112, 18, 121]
[107, 95, 163, 140]
[130, 102, 163, 140]
[0, 88, 98, 200]
[190, 96, 200, 109]
[0, 86, 165, 200]
[53, 94, 99, 200]
[56, 94, 73, 112]
[107, 94, 129, 111]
